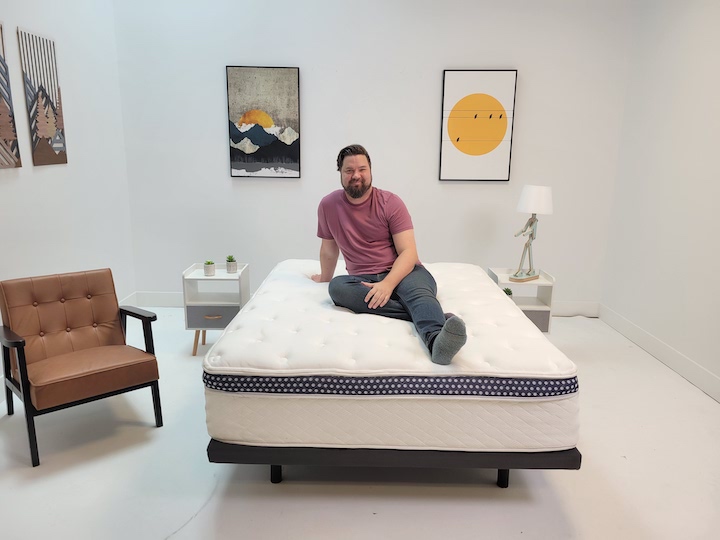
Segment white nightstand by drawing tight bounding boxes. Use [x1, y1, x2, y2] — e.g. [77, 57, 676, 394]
[182, 263, 250, 355]
[487, 268, 554, 332]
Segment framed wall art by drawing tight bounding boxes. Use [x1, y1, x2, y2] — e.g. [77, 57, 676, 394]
[226, 66, 300, 178]
[0, 23, 22, 169]
[440, 69, 517, 181]
[17, 28, 67, 166]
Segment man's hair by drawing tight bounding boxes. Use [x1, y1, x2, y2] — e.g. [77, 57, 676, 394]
[336, 144, 372, 171]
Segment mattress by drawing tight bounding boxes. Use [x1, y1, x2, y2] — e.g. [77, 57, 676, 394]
[203, 259, 579, 452]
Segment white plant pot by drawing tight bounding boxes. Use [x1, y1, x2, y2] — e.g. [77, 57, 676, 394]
[204, 264, 215, 276]
[226, 261, 238, 273]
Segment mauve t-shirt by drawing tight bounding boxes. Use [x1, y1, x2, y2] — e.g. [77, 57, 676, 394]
[317, 187, 414, 275]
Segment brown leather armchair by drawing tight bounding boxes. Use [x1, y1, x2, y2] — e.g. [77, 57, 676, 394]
[0, 268, 163, 466]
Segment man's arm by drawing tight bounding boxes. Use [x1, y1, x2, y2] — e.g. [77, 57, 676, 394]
[311, 238, 340, 283]
[362, 229, 418, 309]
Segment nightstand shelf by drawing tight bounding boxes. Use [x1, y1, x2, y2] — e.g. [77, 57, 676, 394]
[487, 268, 554, 332]
[182, 263, 249, 355]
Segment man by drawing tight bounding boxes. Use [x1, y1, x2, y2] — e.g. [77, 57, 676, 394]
[311, 144, 467, 365]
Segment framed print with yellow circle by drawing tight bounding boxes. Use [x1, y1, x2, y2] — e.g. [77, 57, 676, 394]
[440, 70, 517, 181]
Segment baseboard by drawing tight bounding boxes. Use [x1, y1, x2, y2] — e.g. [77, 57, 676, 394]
[599, 304, 720, 403]
[127, 291, 184, 308]
[118, 292, 138, 306]
[553, 301, 599, 317]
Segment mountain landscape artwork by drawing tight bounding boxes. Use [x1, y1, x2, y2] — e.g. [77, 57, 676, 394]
[0, 24, 22, 169]
[17, 28, 67, 166]
[226, 66, 300, 177]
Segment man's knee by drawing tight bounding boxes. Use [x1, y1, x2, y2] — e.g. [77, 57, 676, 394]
[396, 270, 436, 298]
[328, 276, 352, 305]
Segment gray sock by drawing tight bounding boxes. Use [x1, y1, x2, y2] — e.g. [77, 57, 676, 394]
[431, 316, 467, 365]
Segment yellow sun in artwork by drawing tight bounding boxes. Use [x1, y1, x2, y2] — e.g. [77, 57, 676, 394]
[239, 109, 274, 128]
[448, 94, 508, 156]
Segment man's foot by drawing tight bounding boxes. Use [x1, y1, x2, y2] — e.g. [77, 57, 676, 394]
[431, 316, 467, 365]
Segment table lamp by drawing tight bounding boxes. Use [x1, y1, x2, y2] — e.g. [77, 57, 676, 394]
[510, 185, 553, 282]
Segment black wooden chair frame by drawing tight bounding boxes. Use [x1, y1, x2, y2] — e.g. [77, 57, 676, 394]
[1, 306, 163, 466]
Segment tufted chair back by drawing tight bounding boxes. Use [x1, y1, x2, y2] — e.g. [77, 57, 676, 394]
[0, 269, 125, 368]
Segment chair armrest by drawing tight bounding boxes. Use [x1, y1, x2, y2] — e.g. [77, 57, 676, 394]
[120, 306, 157, 322]
[0, 325, 25, 348]
[119, 306, 157, 355]
[1, 325, 29, 395]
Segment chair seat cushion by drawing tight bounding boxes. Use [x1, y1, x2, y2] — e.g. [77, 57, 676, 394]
[27, 345, 159, 410]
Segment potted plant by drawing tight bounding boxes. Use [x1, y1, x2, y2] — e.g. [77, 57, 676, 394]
[204, 260, 215, 276]
[503, 287, 513, 297]
[226, 255, 237, 274]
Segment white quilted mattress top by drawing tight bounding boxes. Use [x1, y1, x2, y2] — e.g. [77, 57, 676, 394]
[203, 259, 577, 379]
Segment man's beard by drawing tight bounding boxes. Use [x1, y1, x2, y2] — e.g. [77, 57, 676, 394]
[343, 177, 372, 199]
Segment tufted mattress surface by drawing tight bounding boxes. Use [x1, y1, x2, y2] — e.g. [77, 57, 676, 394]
[203, 259, 579, 452]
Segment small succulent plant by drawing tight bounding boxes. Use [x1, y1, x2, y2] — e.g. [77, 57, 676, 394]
[204, 260, 215, 265]
[226, 255, 236, 262]
[503, 287, 513, 296]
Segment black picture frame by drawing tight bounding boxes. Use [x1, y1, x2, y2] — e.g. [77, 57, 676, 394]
[439, 69, 517, 181]
[226, 66, 300, 178]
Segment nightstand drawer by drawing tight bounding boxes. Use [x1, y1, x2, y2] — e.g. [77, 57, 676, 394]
[186, 305, 240, 329]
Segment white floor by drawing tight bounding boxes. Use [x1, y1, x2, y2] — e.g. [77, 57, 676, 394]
[1, 310, 719, 540]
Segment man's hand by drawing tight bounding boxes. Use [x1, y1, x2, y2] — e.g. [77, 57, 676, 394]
[361, 280, 394, 309]
[311, 274, 329, 283]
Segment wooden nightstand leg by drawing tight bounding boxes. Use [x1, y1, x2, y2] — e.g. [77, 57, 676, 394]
[192, 330, 200, 356]
[202, 330, 206, 345]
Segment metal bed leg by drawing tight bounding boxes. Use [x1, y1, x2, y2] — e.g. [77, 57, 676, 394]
[497, 469, 509, 488]
[271, 465, 283, 484]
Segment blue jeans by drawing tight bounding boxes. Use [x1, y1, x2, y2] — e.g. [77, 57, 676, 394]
[328, 265, 445, 349]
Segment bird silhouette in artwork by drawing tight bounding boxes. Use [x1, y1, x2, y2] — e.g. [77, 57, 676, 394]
[456, 137, 460, 142]
[500, 114, 503, 119]
[474, 114, 478, 119]
[490, 114, 493, 118]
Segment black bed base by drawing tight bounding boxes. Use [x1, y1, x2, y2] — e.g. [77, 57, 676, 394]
[207, 439, 582, 488]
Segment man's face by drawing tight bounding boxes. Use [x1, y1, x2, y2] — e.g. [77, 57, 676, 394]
[340, 154, 372, 200]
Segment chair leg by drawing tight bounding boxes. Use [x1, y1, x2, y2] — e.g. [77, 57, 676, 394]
[151, 381, 163, 427]
[24, 408, 40, 467]
[5, 385, 13, 415]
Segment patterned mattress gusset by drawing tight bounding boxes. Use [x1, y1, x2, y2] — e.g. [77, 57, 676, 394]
[203, 372, 579, 398]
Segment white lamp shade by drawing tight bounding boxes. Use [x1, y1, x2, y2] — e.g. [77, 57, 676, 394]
[517, 185, 553, 215]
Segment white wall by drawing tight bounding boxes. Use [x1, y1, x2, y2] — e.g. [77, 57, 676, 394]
[601, 0, 720, 400]
[111, 0, 631, 313]
[0, 0, 136, 299]
[3, 1, 717, 400]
